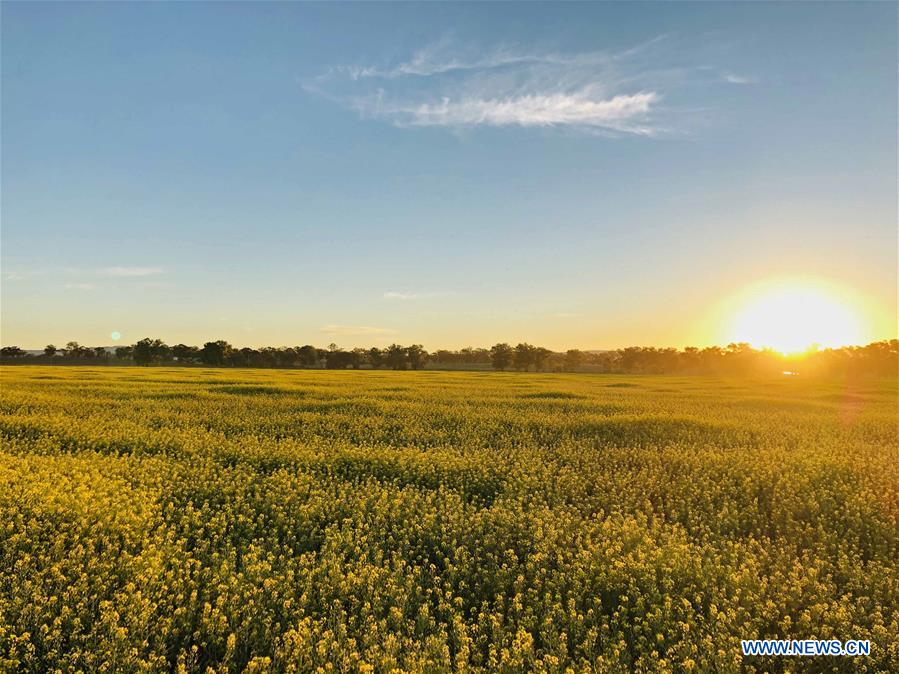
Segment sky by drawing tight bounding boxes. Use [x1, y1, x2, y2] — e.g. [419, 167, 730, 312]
[2, 1, 896, 351]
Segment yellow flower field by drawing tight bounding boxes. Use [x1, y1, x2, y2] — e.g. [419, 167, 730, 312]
[1, 366, 897, 673]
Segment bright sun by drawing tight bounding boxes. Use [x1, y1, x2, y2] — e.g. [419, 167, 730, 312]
[725, 281, 866, 354]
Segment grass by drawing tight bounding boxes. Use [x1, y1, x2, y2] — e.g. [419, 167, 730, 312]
[1, 366, 897, 673]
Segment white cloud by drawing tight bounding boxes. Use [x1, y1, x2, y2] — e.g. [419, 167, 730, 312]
[383, 291, 420, 301]
[380, 91, 658, 132]
[308, 38, 697, 135]
[321, 325, 398, 337]
[64, 283, 96, 291]
[723, 73, 754, 85]
[344, 48, 553, 80]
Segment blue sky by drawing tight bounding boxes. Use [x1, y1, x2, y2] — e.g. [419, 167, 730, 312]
[2, 2, 896, 350]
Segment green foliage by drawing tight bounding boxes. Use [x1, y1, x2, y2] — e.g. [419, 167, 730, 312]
[1, 367, 897, 673]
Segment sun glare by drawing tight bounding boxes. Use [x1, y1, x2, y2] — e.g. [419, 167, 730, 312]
[725, 281, 866, 355]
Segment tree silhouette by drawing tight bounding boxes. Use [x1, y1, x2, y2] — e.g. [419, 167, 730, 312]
[172, 344, 200, 364]
[406, 345, 428, 370]
[490, 343, 514, 371]
[133, 338, 169, 366]
[297, 345, 319, 368]
[564, 349, 584, 372]
[200, 340, 233, 367]
[514, 343, 535, 371]
[386, 344, 407, 370]
[368, 347, 385, 369]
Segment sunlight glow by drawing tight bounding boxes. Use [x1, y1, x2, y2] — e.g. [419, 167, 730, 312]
[724, 280, 866, 355]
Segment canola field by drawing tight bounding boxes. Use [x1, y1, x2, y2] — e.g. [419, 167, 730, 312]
[1, 366, 897, 673]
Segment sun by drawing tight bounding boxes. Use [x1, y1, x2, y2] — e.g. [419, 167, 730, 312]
[724, 280, 866, 354]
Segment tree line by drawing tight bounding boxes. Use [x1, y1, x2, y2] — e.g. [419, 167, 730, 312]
[2, 338, 897, 376]
[0, 341, 432, 370]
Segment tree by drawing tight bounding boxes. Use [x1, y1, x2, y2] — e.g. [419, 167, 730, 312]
[368, 347, 385, 369]
[132, 339, 153, 366]
[93, 346, 108, 359]
[115, 346, 133, 361]
[233, 347, 260, 367]
[200, 340, 233, 366]
[406, 345, 428, 370]
[514, 343, 535, 371]
[64, 341, 88, 359]
[325, 348, 354, 369]
[43, 345, 58, 358]
[386, 344, 407, 370]
[172, 344, 199, 364]
[261, 347, 284, 368]
[297, 345, 319, 368]
[0, 346, 26, 358]
[490, 343, 514, 371]
[564, 349, 584, 372]
[351, 348, 367, 369]
[533, 347, 552, 372]
[133, 338, 169, 366]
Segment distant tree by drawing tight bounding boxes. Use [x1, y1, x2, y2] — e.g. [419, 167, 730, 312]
[406, 344, 428, 370]
[115, 346, 133, 361]
[386, 344, 407, 370]
[433, 349, 456, 365]
[132, 339, 153, 366]
[351, 348, 368, 369]
[490, 343, 514, 371]
[681, 347, 701, 373]
[172, 344, 199, 364]
[261, 347, 284, 368]
[93, 346, 108, 359]
[533, 346, 552, 372]
[200, 340, 233, 366]
[43, 345, 58, 358]
[133, 338, 169, 366]
[325, 348, 354, 369]
[0, 346, 26, 358]
[64, 341, 87, 359]
[514, 343, 535, 371]
[297, 345, 319, 368]
[564, 349, 584, 372]
[368, 347, 385, 369]
[232, 347, 260, 367]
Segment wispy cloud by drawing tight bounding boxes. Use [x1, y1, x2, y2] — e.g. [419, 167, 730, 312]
[382, 290, 451, 301]
[98, 266, 164, 277]
[722, 72, 755, 85]
[321, 325, 398, 337]
[383, 291, 421, 301]
[367, 92, 658, 133]
[307, 36, 720, 135]
[64, 282, 96, 291]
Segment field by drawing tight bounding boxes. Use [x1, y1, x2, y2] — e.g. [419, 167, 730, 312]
[1, 366, 897, 673]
